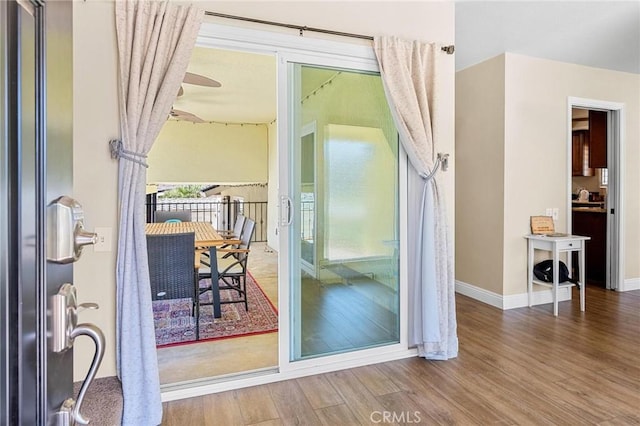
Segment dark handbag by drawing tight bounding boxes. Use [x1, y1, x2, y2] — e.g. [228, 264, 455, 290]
[533, 259, 572, 283]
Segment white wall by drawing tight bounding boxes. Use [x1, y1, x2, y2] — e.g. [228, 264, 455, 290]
[72, 1, 455, 380]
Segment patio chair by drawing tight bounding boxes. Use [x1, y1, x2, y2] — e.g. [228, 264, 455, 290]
[154, 209, 192, 223]
[200, 214, 246, 267]
[200, 218, 255, 312]
[147, 232, 200, 338]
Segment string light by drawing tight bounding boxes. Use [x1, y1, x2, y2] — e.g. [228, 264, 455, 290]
[301, 71, 342, 104]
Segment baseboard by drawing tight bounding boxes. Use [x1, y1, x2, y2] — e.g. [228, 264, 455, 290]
[621, 278, 640, 291]
[455, 280, 572, 310]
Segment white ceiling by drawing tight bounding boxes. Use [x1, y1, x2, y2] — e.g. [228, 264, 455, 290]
[455, 1, 640, 73]
[174, 2, 639, 124]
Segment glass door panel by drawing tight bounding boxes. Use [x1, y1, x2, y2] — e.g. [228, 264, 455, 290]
[290, 64, 399, 360]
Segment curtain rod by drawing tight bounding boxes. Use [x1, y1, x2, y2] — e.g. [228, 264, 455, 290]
[205, 11, 455, 54]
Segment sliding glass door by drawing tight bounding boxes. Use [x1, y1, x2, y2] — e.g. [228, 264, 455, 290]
[288, 63, 400, 360]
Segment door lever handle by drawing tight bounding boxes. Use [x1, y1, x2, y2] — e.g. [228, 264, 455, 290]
[69, 323, 105, 425]
[77, 302, 99, 313]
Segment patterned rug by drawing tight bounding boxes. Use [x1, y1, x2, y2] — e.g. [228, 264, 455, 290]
[152, 272, 278, 347]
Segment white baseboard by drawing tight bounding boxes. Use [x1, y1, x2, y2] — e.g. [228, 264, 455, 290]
[455, 280, 572, 310]
[621, 278, 640, 291]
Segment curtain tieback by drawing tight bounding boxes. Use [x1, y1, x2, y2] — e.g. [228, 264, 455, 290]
[109, 139, 149, 168]
[419, 152, 449, 182]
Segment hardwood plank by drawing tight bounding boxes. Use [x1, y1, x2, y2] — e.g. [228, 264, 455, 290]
[296, 375, 344, 409]
[351, 364, 400, 396]
[267, 380, 322, 425]
[379, 358, 514, 425]
[234, 385, 280, 425]
[324, 370, 386, 423]
[198, 391, 244, 426]
[597, 414, 640, 425]
[162, 397, 205, 425]
[314, 404, 361, 426]
[376, 390, 464, 425]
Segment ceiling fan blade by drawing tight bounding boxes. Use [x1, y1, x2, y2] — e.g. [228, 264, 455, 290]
[170, 109, 205, 123]
[177, 86, 184, 97]
[183, 71, 222, 88]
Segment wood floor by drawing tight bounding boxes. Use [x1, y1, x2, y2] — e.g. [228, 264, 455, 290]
[301, 276, 398, 357]
[162, 286, 639, 425]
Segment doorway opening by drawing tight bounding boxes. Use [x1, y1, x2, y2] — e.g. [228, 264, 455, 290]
[147, 47, 280, 386]
[568, 98, 624, 291]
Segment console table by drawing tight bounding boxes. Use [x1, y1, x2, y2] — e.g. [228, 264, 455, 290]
[525, 234, 590, 316]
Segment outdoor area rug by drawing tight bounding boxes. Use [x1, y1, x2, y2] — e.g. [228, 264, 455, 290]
[152, 272, 278, 347]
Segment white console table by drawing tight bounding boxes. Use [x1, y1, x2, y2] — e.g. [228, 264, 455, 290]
[525, 234, 590, 316]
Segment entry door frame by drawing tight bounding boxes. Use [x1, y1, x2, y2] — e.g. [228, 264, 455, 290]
[566, 97, 625, 291]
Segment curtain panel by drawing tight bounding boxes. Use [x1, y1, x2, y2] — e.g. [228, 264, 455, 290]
[113, 1, 203, 424]
[373, 36, 458, 360]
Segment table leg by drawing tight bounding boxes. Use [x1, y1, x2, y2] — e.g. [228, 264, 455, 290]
[528, 241, 534, 308]
[194, 268, 200, 340]
[212, 274, 221, 318]
[552, 247, 559, 316]
[580, 246, 586, 311]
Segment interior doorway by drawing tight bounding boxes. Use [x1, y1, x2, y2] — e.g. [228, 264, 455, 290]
[568, 98, 624, 291]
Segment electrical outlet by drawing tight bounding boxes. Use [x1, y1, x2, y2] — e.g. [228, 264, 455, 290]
[545, 208, 553, 217]
[94, 227, 112, 252]
[552, 208, 559, 221]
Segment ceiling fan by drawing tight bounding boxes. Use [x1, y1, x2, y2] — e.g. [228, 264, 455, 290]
[169, 108, 205, 123]
[170, 72, 221, 123]
[177, 71, 221, 97]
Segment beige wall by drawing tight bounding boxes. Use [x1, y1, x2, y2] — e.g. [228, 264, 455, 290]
[455, 55, 506, 294]
[457, 52, 639, 299]
[148, 121, 268, 184]
[72, 1, 455, 381]
[503, 53, 639, 295]
[72, 1, 119, 381]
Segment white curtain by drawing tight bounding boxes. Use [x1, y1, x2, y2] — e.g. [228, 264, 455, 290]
[113, 2, 202, 424]
[374, 36, 458, 360]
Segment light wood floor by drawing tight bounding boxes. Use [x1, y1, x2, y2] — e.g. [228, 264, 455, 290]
[162, 286, 640, 425]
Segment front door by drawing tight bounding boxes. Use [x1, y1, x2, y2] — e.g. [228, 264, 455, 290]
[1, 1, 100, 424]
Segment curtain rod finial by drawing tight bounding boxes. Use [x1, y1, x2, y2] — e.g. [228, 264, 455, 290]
[441, 45, 455, 55]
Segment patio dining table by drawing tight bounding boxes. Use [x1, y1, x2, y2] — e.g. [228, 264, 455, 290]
[145, 221, 240, 252]
[145, 221, 241, 326]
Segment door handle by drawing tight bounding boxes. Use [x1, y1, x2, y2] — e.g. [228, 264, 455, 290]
[280, 196, 293, 226]
[69, 323, 105, 425]
[52, 284, 105, 425]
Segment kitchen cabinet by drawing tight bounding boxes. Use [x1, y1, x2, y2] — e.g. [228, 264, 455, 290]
[589, 110, 607, 168]
[572, 130, 594, 177]
[572, 209, 606, 286]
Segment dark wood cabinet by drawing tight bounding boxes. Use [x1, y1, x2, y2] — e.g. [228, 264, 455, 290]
[572, 210, 606, 286]
[589, 110, 607, 168]
[572, 130, 594, 177]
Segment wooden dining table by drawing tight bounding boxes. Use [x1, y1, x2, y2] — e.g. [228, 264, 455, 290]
[145, 221, 240, 325]
[145, 221, 240, 250]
